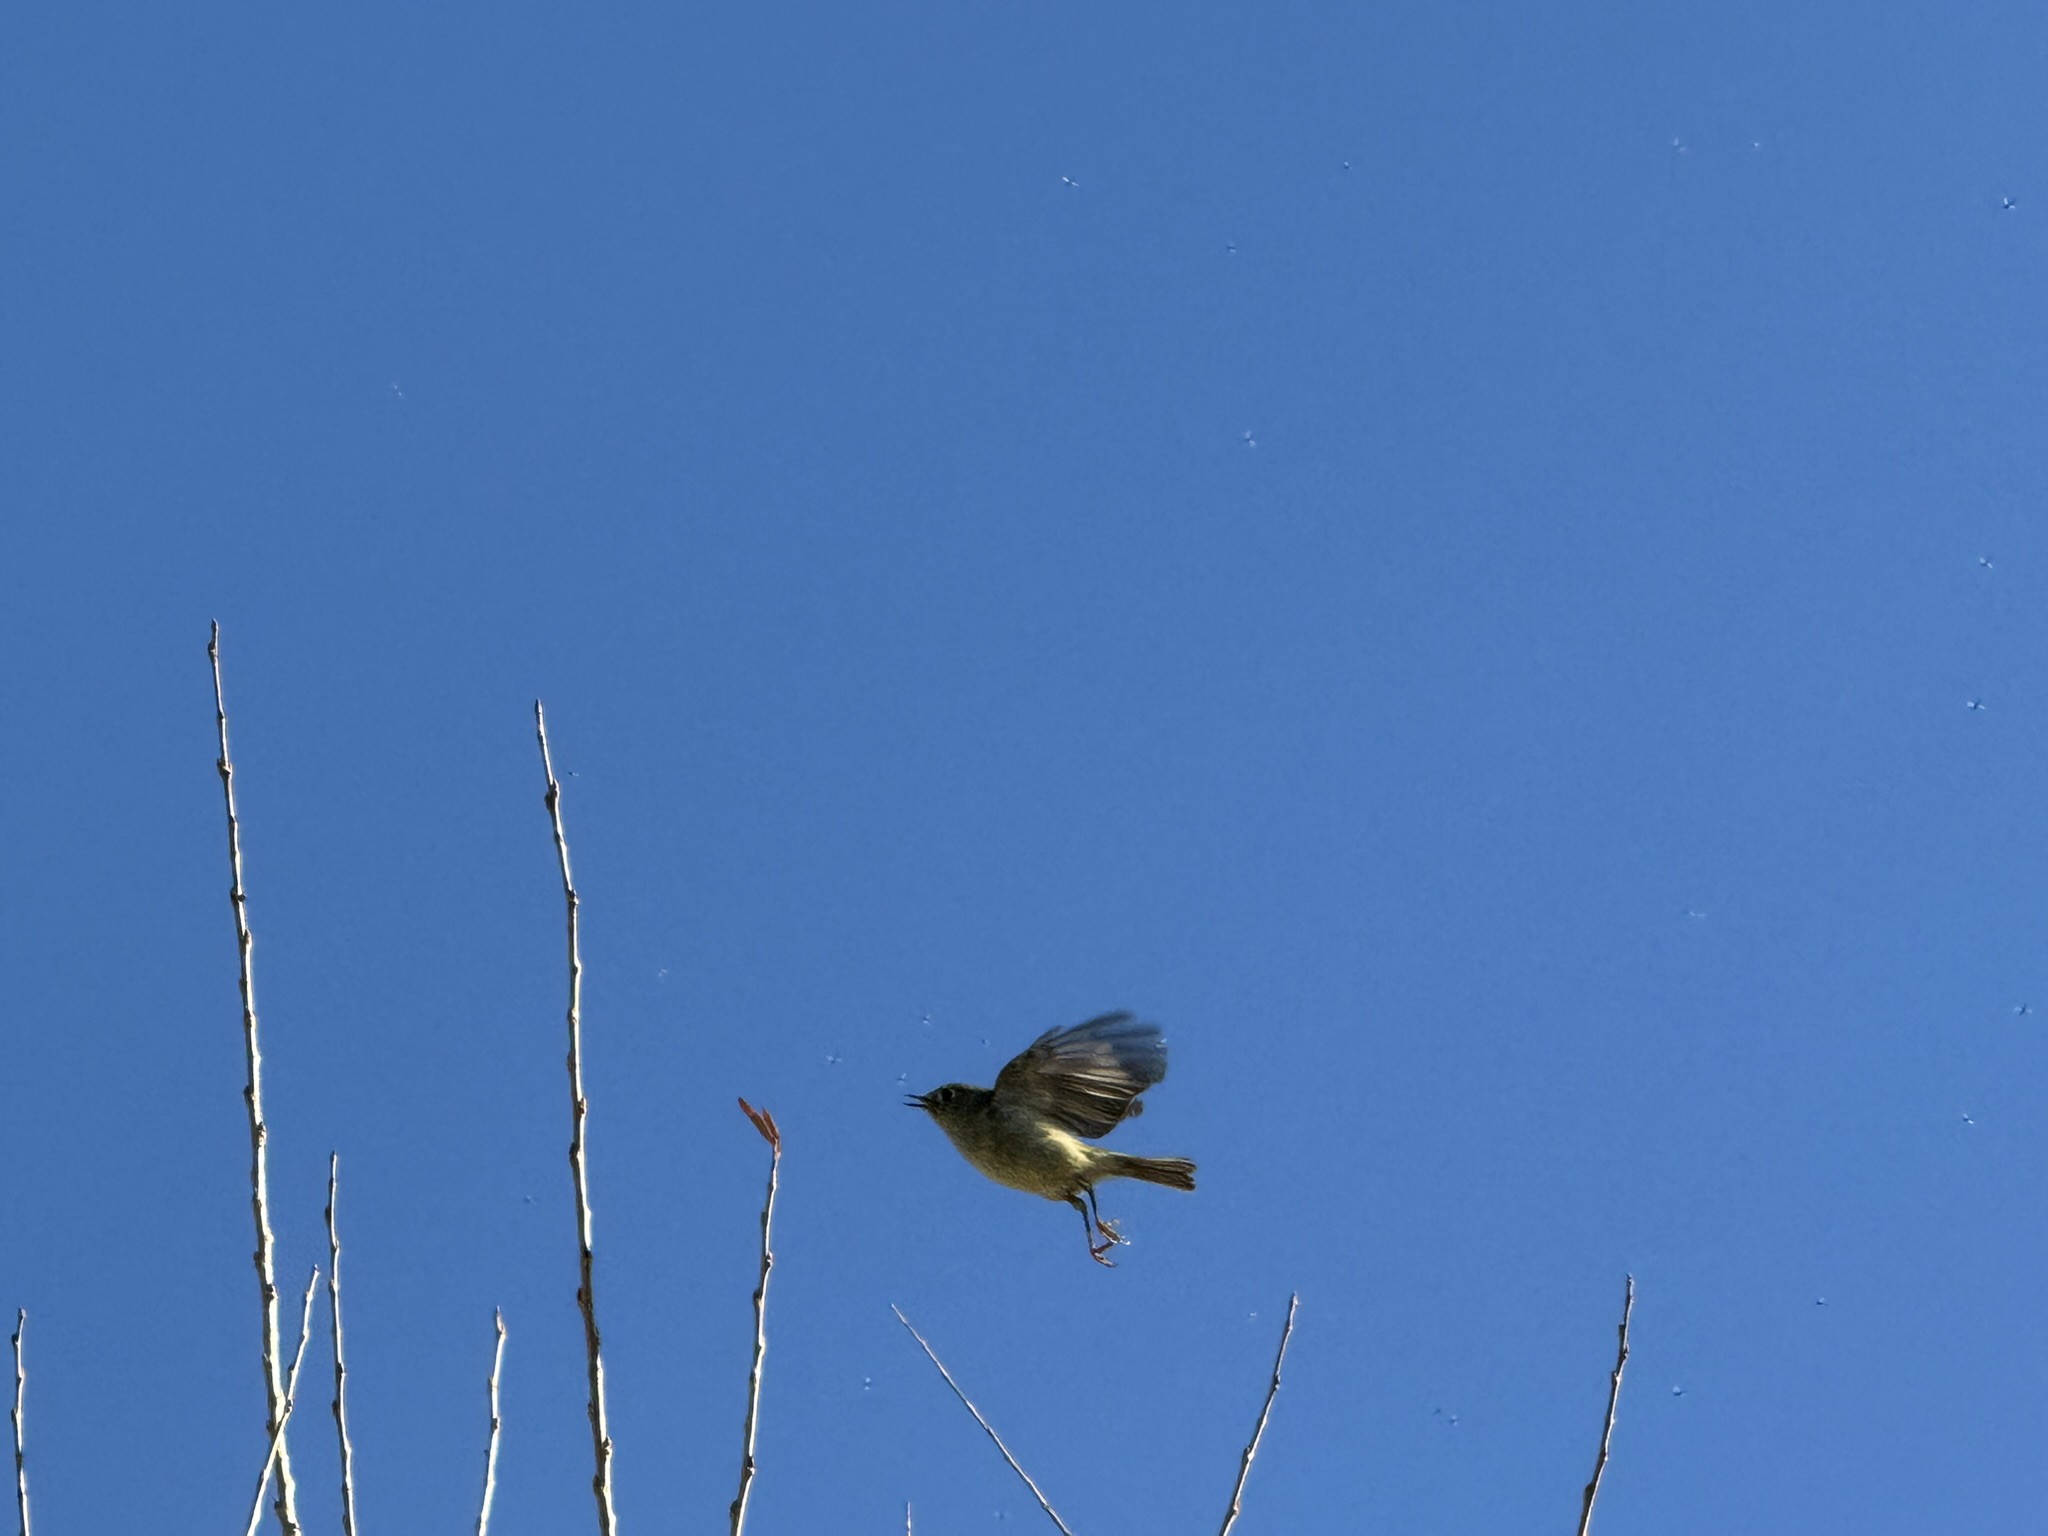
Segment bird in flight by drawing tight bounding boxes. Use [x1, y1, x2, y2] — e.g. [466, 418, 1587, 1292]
[907, 1013, 1196, 1266]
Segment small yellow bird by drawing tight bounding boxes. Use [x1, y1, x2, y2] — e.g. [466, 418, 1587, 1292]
[907, 1013, 1196, 1266]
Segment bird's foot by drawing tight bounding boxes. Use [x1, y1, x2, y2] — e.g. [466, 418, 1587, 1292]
[1088, 1241, 1120, 1268]
[1094, 1217, 1127, 1247]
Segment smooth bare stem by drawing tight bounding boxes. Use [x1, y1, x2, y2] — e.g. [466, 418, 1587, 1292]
[729, 1101, 782, 1536]
[534, 702, 617, 1535]
[326, 1155, 360, 1536]
[1575, 1274, 1635, 1536]
[890, 1307, 1075, 1536]
[475, 1311, 507, 1536]
[245, 1269, 321, 1536]
[243, 1405, 299, 1536]
[1217, 1293, 1300, 1536]
[211, 624, 303, 1536]
[11, 1310, 27, 1536]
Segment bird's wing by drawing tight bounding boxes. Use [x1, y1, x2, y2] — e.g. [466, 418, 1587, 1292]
[992, 1012, 1168, 1138]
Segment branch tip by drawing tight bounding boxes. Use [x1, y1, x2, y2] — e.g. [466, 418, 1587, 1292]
[11, 1308, 27, 1536]
[730, 1096, 782, 1534]
[892, 1305, 1075, 1536]
[476, 1309, 509, 1536]
[737, 1097, 781, 1149]
[535, 709, 615, 1535]
[1575, 1273, 1635, 1536]
[1217, 1292, 1299, 1536]
[210, 629, 303, 1536]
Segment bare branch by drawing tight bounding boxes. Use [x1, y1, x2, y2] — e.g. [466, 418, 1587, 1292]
[1216, 1294, 1299, 1536]
[890, 1306, 1074, 1536]
[475, 1311, 507, 1536]
[533, 701, 618, 1535]
[244, 1269, 321, 1536]
[210, 624, 304, 1536]
[11, 1310, 28, 1536]
[1576, 1274, 1635, 1536]
[728, 1100, 782, 1536]
[326, 1155, 360, 1536]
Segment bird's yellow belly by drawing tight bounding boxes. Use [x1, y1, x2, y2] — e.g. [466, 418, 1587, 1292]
[945, 1116, 1097, 1199]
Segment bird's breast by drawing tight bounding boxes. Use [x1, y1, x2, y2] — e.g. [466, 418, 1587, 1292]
[943, 1107, 1095, 1199]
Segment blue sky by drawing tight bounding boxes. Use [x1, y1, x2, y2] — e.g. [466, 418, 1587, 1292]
[6, 3, 2048, 1530]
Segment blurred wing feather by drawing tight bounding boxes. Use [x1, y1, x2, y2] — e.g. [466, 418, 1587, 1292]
[992, 1012, 1168, 1138]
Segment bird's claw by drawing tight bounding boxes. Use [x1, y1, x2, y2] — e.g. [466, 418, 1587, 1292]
[1087, 1218, 1128, 1266]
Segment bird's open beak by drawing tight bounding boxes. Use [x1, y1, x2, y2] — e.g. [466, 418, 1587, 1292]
[904, 1093, 932, 1111]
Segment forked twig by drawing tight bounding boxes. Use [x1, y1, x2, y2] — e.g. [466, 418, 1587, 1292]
[11, 1310, 28, 1536]
[244, 1269, 321, 1536]
[533, 702, 618, 1535]
[1575, 1274, 1635, 1536]
[476, 1310, 508, 1536]
[326, 1155, 360, 1536]
[729, 1100, 782, 1536]
[1217, 1294, 1299, 1536]
[890, 1306, 1075, 1536]
[210, 624, 304, 1536]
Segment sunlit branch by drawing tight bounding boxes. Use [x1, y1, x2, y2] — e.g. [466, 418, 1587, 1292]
[1216, 1294, 1299, 1536]
[891, 1306, 1074, 1536]
[326, 1155, 360, 1536]
[1575, 1274, 1635, 1536]
[534, 702, 618, 1535]
[11, 1310, 28, 1536]
[728, 1100, 781, 1536]
[210, 624, 303, 1536]
[475, 1310, 507, 1536]
[244, 1269, 320, 1536]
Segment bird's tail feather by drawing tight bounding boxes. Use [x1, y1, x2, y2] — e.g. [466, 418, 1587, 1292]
[1106, 1154, 1197, 1191]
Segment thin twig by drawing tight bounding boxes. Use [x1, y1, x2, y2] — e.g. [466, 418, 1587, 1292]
[1576, 1274, 1635, 1536]
[475, 1310, 507, 1536]
[1217, 1294, 1299, 1536]
[244, 1269, 320, 1536]
[11, 1310, 27, 1536]
[890, 1306, 1075, 1536]
[211, 623, 304, 1536]
[534, 702, 618, 1535]
[326, 1155, 360, 1536]
[729, 1100, 782, 1536]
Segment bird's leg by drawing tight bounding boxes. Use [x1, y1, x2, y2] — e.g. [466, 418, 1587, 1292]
[1083, 1183, 1127, 1249]
[1070, 1195, 1117, 1267]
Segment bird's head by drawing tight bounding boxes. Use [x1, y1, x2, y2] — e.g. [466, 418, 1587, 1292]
[906, 1082, 979, 1125]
